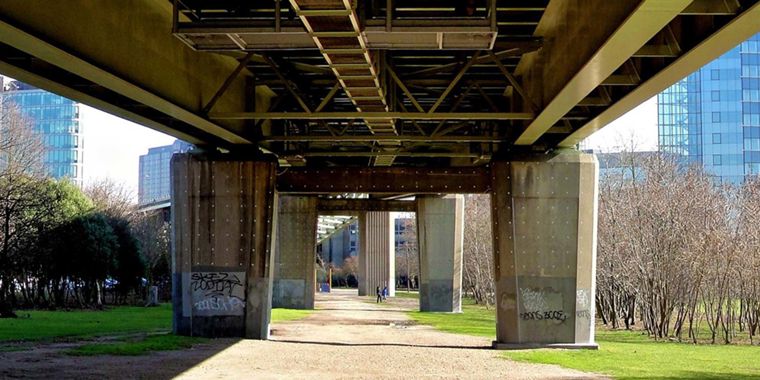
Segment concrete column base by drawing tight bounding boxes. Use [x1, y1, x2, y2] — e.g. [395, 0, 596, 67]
[417, 195, 464, 312]
[492, 342, 599, 350]
[491, 151, 598, 347]
[171, 154, 278, 339]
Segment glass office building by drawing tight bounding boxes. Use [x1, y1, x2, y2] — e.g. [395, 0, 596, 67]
[658, 33, 760, 184]
[1, 80, 84, 186]
[138, 140, 193, 206]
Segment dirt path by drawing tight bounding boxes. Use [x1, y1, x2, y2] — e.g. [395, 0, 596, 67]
[0, 289, 606, 379]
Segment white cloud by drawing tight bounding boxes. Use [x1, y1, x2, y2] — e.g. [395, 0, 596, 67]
[80, 105, 175, 198]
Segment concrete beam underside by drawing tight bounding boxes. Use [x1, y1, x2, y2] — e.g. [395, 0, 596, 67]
[491, 151, 598, 349]
[417, 195, 464, 312]
[0, 0, 274, 144]
[171, 154, 278, 339]
[273, 196, 318, 309]
[358, 212, 395, 298]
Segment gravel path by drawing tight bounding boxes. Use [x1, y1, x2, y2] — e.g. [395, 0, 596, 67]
[0, 289, 607, 379]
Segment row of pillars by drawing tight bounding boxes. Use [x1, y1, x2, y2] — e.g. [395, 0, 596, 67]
[271, 194, 464, 313]
[171, 151, 598, 348]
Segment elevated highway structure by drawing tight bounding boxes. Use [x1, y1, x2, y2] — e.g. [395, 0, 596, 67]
[1, 0, 758, 348]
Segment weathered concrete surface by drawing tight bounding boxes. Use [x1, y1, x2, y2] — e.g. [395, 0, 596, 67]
[0, 0, 272, 143]
[417, 195, 464, 312]
[358, 212, 395, 297]
[272, 196, 317, 309]
[171, 153, 278, 339]
[491, 151, 598, 348]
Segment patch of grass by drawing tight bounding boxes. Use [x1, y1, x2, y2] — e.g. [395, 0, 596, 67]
[0, 304, 172, 342]
[271, 308, 313, 322]
[393, 291, 419, 299]
[407, 302, 496, 338]
[66, 334, 205, 356]
[408, 301, 760, 379]
[505, 330, 760, 379]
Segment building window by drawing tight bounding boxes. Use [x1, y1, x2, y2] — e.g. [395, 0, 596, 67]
[713, 154, 722, 166]
[711, 69, 720, 80]
[712, 112, 721, 123]
[712, 133, 721, 144]
[712, 90, 720, 102]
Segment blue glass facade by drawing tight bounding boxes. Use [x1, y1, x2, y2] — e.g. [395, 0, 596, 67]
[658, 33, 760, 184]
[1, 81, 84, 186]
[138, 140, 193, 205]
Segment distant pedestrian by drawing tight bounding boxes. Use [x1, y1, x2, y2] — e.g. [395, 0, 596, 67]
[376, 286, 382, 303]
[382, 286, 388, 301]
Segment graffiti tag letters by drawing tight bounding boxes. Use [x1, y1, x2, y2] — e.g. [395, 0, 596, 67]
[519, 287, 568, 323]
[519, 310, 568, 322]
[187, 271, 246, 316]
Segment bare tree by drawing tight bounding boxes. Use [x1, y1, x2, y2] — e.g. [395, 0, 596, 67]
[395, 217, 418, 291]
[462, 194, 494, 306]
[85, 178, 136, 219]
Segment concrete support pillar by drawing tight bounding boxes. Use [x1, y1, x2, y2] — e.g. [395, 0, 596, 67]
[416, 195, 464, 312]
[357, 211, 395, 297]
[491, 151, 598, 349]
[171, 154, 278, 339]
[272, 196, 317, 309]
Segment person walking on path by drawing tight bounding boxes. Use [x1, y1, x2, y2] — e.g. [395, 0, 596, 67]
[382, 286, 388, 301]
[376, 286, 382, 303]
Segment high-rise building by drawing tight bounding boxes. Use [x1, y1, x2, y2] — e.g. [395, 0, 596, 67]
[658, 33, 760, 184]
[138, 140, 193, 205]
[0, 80, 84, 186]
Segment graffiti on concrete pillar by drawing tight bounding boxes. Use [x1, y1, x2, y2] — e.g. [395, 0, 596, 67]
[520, 288, 549, 311]
[575, 288, 592, 319]
[575, 310, 591, 319]
[185, 272, 246, 316]
[519, 310, 568, 322]
[499, 292, 517, 311]
[519, 287, 567, 323]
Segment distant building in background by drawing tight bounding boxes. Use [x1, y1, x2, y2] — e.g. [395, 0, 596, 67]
[138, 140, 193, 206]
[0, 80, 84, 186]
[319, 221, 358, 267]
[318, 216, 414, 268]
[658, 33, 760, 184]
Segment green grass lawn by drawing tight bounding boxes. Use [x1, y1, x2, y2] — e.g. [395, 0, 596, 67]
[407, 300, 496, 337]
[393, 290, 419, 299]
[407, 301, 760, 379]
[0, 304, 172, 342]
[271, 308, 313, 322]
[506, 330, 760, 380]
[0, 304, 312, 356]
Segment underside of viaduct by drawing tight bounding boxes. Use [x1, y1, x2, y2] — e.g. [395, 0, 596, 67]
[1, 0, 759, 349]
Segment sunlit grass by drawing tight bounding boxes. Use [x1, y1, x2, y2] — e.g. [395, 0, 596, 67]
[407, 299, 496, 337]
[393, 290, 419, 299]
[408, 301, 760, 379]
[271, 308, 313, 322]
[505, 329, 760, 379]
[0, 304, 172, 342]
